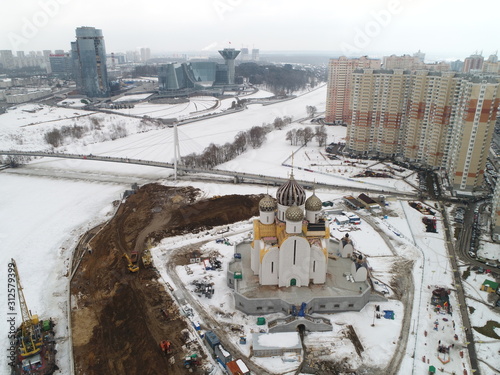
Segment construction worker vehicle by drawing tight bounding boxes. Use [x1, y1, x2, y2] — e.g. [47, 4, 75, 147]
[142, 248, 153, 268]
[123, 253, 139, 273]
[159, 340, 172, 355]
[184, 354, 201, 369]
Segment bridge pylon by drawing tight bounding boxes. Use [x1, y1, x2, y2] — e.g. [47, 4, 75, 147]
[173, 122, 181, 180]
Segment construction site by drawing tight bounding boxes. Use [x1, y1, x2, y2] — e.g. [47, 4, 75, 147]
[70, 184, 262, 375]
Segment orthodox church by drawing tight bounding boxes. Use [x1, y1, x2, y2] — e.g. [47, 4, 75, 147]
[250, 173, 329, 287]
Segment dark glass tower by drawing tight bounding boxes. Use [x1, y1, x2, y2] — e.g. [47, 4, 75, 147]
[71, 27, 109, 97]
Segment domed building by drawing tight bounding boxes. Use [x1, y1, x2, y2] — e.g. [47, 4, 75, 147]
[250, 174, 329, 287]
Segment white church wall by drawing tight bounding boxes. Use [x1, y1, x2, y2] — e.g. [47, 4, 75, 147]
[260, 211, 274, 224]
[285, 220, 302, 234]
[351, 262, 368, 282]
[309, 245, 327, 284]
[306, 210, 320, 223]
[278, 236, 311, 287]
[277, 203, 287, 222]
[260, 247, 279, 285]
[339, 242, 353, 258]
[251, 240, 262, 275]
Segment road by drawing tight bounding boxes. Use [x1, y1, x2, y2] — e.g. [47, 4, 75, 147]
[166, 243, 276, 375]
[439, 203, 480, 373]
[361, 214, 414, 375]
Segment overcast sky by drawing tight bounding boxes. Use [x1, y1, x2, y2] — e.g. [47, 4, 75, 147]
[1, 0, 499, 61]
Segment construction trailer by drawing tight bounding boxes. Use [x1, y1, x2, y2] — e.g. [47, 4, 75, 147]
[204, 331, 233, 368]
[226, 359, 250, 375]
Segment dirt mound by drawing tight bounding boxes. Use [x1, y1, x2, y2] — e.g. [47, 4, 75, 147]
[71, 184, 263, 375]
[155, 194, 261, 238]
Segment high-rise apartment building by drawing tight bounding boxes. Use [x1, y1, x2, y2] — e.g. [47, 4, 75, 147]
[126, 50, 140, 63]
[446, 77, 500, 191]
[240, 48, 250, 61]
[462, 53, 484, 73]
[491, 178, 500, 240]
[251, 48, 259, 61]
[325, 56, 381, 124]
[482, 53, 500, 74]
[71, 26, 109, 98]
[402, 71, 458, 167]
[450, 60, 464, 72]
[16, 51, 26, 68]
[140, 47, 151, 62]
[0, 50, 15, 69]
[348, 69, 410, 156]
[383, 54, 424, 70]
[413, 50, 425, 63]
[49, 53, 73, 77]
[343, 68, 500, 193]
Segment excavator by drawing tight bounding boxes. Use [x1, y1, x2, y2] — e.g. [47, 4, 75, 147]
[123, 253, 139, 273]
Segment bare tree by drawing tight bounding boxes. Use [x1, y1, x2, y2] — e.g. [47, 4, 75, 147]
[234, 131, 247, 153]
[303, 127, 314, 145]
[273, 117, 285, 130]
[315, 125, 328, 147]
[248, 126, 267, 148]
[306, 105, 317, 118]
[296, 128, 305, 145]
[286, 129, 296, 145]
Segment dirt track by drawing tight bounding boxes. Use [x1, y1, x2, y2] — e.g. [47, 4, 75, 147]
[70, 184, 262, 375]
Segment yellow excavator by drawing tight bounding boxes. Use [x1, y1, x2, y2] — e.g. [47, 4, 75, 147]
[123, 253, 139, 273]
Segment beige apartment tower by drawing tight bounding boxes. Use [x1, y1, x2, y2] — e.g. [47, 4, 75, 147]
[447, 78, 500, 192]
[491, 179, 500, 240]
[402, 71, 458, 167]
[347, 69, 410, 157]
[325, 56, 380, 124]
[342, 69, 500, 193]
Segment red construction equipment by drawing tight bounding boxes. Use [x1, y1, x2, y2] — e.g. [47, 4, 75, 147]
[160, 340, 172, 355]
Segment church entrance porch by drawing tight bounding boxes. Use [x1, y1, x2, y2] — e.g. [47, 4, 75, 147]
[290, 278, 297, 286]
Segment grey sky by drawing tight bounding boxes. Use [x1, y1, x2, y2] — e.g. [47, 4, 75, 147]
[1, 0, 499, 61]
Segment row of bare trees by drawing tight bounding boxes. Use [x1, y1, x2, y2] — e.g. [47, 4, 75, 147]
[286, 125, 327, 147]
[181, 116, 292, 169]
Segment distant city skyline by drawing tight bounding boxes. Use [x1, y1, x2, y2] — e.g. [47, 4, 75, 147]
[1, 0, 499, 62]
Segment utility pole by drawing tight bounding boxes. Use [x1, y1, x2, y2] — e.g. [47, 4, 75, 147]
[173, 122, 180, 181]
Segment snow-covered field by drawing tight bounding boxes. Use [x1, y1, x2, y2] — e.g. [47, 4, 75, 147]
[0, 103, 91, 129]
[113, 93, 153, 102]
[0, 85, 499, 375]
[111, 95, 219, 119]
[0, 173, 126, 374]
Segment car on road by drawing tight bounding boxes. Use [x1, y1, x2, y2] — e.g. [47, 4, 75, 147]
[469, 251, 476, 258]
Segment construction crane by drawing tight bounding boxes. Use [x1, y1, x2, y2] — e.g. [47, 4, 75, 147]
[11, 258, 42, 357]
[123, 253, 139, 273]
